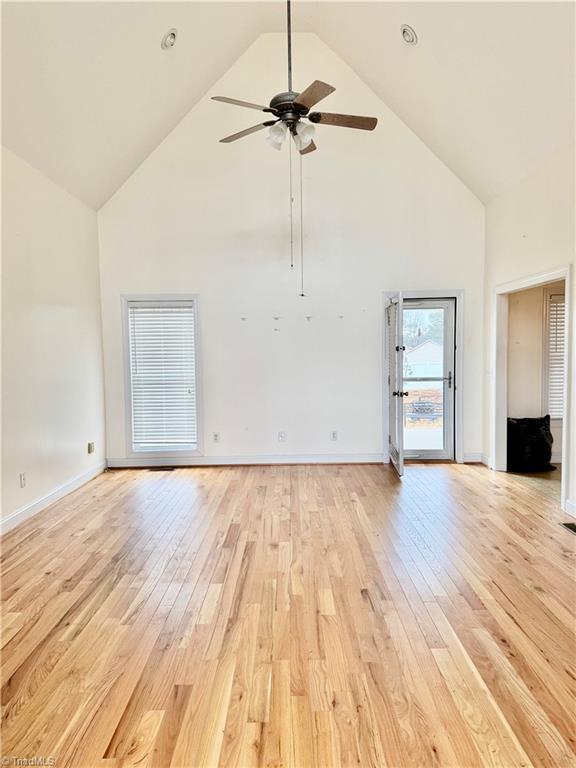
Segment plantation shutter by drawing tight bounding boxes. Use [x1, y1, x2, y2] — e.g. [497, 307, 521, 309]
[546, 293, 565, 419]
[128, 300, 198, 452]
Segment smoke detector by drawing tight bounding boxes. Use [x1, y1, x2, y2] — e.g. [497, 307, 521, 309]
[161, 28, 177, 50]
[400, 24, 418, 45]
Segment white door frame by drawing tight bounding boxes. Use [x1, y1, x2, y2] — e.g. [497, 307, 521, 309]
[383, 289, 465, 464]
[491, 266, 572, 508]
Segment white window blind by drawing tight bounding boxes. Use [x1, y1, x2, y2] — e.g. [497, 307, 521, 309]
[127, 300, 198, 452]
[544, 293, 565, 420]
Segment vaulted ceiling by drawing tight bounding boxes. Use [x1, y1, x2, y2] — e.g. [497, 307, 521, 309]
[2, 2, 573, 209]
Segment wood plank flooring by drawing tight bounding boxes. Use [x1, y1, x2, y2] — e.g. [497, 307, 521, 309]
[1, 463, 574, 767]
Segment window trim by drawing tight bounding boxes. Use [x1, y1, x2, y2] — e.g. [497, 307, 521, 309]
[541, 285, 565, 423]
[121, 294, 203, 459]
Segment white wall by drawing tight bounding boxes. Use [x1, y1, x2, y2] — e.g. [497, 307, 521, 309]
[98, 34, 485, 465]
[484, 144, 575, 498]
[507, 286, 544, 418]
[2, 148, 106, 526]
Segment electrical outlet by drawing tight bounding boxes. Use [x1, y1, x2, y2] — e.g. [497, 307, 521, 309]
[277, 431, 286, 442]
[19, 472, 26, 489]
[330, 431, 338, 441]
[212, 432, 220, 443]
[87, 442, 95, 454]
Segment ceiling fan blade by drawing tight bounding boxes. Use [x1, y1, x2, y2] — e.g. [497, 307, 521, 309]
[309, 112, 378, 130]
[299, 140, 317, 155]
[219, 122, 270, 143]
[293, 81, 336, 110]
[212, 96, 269, 112]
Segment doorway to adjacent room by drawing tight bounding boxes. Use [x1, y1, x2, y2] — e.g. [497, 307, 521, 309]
[492, 266, 571, 508]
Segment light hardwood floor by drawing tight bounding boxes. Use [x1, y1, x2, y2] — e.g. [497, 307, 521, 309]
[1, 463, 575, 767]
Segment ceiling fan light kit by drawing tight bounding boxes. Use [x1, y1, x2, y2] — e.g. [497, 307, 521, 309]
[211, 0, 378, 293]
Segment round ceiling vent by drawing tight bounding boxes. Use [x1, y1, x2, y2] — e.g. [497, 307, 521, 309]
[161, 28, 178, 50]
[400, 24, 418, 45]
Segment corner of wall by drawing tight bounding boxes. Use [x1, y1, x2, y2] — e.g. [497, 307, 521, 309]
[2, 149, 107, 528]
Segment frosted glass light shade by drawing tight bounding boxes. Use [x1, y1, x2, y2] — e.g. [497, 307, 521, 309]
[267, 122, 288, 149]
[294, 122, 315, 150]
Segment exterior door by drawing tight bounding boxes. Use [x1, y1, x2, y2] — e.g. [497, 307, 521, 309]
[402, 298, 456, 460]
[385, 293, 404, 476]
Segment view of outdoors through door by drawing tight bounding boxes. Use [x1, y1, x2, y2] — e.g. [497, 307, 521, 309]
[403, 299, 455, 459]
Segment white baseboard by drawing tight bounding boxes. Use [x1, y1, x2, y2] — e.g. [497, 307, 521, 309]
[109, 453, 494, 468]
[107, 453, 385, 468]
[463, 453, 483, 463]
[1, 463, 107, 535]
[481, 453, 491, 467]
[551, 451, 562, 464]
[565, 499, 576, 518]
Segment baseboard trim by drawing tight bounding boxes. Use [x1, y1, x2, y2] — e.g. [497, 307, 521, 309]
[551, 451, 562, 464]
[565, 499, 576, 518]
[481, 453, 491, 467]
[107, 453, 385, 468]
[1, 463, 107, 535]
[463, 453, 483, 463]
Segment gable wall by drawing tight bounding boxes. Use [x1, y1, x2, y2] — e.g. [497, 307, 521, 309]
[98, 34, 485, 464]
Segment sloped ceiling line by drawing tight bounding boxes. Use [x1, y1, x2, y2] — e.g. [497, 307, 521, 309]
[2, 1, 573, 208]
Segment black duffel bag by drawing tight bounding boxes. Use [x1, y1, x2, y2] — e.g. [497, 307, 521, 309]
[507, 415, 555, 472]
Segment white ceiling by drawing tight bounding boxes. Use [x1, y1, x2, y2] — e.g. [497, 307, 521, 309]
[2, 2, 285, 209]
[308, 2, 575, 203]
[3, 2, 574, 209]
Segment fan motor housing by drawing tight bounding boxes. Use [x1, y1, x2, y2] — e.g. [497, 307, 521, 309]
[269, 91, 308, 123]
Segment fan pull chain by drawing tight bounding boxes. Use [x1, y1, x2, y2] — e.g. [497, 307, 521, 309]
[299, 151, 305, 297]
[289, 138, 294, 269]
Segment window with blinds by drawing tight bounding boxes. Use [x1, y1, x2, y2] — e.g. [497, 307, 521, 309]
[126, 299, 198, 452]
[543, 292, 565, 420]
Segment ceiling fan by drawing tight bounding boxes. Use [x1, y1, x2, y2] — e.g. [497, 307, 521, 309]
[211, 0, 377, 153]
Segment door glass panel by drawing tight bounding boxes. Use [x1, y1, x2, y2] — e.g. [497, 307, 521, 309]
[403, 380, 444, 451]
[403, 307, 445, 378]
[402, 304, 452, 456]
